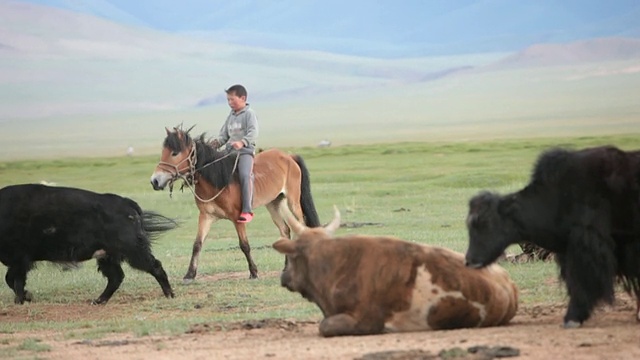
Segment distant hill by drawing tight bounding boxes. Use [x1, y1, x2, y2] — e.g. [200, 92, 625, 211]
[1, 1, 640, 162]
[0, 1, 507, 119]
[495, 37, 640, 68]
[18, 0, 640, 57]
[2, 1, 640, 121]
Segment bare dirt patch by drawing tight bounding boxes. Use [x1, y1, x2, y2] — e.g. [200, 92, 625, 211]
[2, 296, 639, 360]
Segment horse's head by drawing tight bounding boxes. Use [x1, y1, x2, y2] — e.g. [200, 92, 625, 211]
[150, 126, 195, 191]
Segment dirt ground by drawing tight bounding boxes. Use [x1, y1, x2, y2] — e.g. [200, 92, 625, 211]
[2, 293, 639, 360]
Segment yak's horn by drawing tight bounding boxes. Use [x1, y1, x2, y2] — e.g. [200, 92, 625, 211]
[324, 205, 341, 235]
[280, 202, 306, 235]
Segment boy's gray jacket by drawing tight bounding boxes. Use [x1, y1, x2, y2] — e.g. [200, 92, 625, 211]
[215, 104, 259, 154]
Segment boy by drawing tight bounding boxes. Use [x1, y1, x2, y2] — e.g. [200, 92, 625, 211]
[210, 84, 259, 223]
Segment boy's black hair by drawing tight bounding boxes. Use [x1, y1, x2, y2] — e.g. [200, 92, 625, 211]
[226, 84, 247, 98]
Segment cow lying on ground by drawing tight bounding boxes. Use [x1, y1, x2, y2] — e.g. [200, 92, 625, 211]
[0, 184, 177, 304]
[465, 145, 640, 327]
[272, 206, 519, 337]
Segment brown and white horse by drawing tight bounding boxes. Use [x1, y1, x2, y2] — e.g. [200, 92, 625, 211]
[150, 126, 321, 283]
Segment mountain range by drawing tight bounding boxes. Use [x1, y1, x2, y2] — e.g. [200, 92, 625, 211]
[15, 0, 640, 57]
[1, 0, 639, 160]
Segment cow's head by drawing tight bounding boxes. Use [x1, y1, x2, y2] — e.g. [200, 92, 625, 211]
[465, 191, 520, 268]
[272, 205, 341, 300]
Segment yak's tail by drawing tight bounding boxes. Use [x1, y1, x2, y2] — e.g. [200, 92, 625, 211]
[291, 154, 321, 227]
[141, 211, 179, 240]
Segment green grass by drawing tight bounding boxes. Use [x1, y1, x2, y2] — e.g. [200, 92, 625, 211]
[0, 134, 639, 338]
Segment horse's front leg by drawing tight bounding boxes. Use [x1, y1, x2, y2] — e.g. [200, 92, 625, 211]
[233, 223, 258, 279]
[183, 213, 216, 284]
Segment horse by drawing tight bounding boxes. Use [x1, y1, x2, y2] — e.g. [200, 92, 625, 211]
[150, 125, 321, 283]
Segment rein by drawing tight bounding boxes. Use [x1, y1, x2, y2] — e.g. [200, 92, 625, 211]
[162, 143, 240, 203]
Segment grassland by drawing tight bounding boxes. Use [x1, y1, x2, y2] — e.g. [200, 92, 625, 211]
[1, 134, 639, 339]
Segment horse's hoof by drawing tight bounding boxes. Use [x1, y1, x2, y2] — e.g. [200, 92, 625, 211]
[563, 320, 581, 329]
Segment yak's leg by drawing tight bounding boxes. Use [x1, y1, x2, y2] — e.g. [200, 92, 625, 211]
[6, 264, 33, 304]
[183, 213, 216, 283]
[563, 294, 592, 328]
[233, 222, 258, 279]
[562, 222, 616, 328]
[266, 200, 292, 271]
[127, 252, 174, 299]
[94, 257, 125, 305]
[319, 313, 385, 337]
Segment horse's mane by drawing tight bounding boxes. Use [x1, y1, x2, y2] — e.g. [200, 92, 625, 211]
[164, 127, 239, 189]
[194, 134, 239, 188]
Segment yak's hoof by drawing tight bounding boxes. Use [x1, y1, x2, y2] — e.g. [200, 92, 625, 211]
[14, 291, 33, 304]
[563, 320, 582, 329]
[91, 297, 109, 305]
[249, 274, 258, 279]
[182, 278, 195, 285]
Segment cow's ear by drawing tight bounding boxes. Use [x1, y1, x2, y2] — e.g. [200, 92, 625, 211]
[273, 238, 296, 255]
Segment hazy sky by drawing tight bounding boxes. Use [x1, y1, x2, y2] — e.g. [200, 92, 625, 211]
[14, 0, 640, 56]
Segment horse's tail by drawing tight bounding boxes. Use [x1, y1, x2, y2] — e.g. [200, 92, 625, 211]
[292, 155, 321, 227]
[141, 211, 179, 241]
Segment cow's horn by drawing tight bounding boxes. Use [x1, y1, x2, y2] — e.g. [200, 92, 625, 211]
[324, 205, 341, 235]
[280, 202, 306, 235]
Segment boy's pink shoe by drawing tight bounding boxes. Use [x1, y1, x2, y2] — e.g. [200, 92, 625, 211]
[237, 212, 254, 223]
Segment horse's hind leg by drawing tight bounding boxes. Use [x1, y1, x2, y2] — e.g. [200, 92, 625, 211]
[5, 262, 33, 304]
[127, 250, 174, 299]
[184, 213, 216, 283]
[94, 257, 125, 305]
[233, 223, 258, 279]
[266, 200, 292, 239]
[266, 200, 291, 271]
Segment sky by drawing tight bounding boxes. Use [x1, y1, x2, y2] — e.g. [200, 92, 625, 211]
[17, 0, 640, 57]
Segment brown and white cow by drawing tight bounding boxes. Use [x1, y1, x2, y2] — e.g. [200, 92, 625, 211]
[272, 206, 519, 337]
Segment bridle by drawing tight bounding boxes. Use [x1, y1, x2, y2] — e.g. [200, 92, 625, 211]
[157, 141, 240, 203]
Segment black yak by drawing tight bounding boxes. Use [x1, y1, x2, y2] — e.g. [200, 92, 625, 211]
[464, 145, 640, 327]
[0, 184, 177, 304]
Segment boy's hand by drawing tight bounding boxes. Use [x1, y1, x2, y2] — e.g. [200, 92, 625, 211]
[231, 141, 244, 150]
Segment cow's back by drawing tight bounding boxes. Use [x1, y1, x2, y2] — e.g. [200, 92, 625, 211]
[385, 245, 518, 332]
